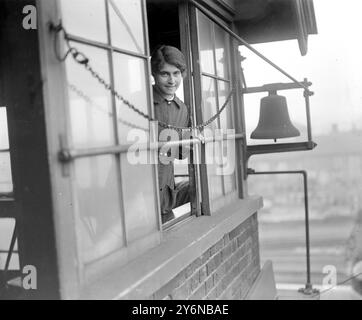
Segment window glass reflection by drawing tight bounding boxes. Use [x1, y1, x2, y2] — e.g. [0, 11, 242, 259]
[202, 76, 223, 200]
[75, 155, 124, 264]
[109, 0, 145, 54]
[218, 81, 233, 130]
[0, 108, 9, 150]
[198, 11, 215, 75]
[60, 0, 108, 43]
[221, 137, 236, 194]
[113, 53, 149, 144]
[0, 218, 19, 270]
[65, 43, 115, 149]
[59, 0, 159, 267]
[205, 139, 223, 201]
[218, 81, 236, 194]
[214, 24, 230, 79]
[120, 152, 158, 242]
[198, 13, 236, 204]
[0, 152, 13, 194]
[0, 107, 13, 194]
[201, 76, 218, 129]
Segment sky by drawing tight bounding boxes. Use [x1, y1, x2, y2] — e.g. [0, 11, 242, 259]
[240, 0, 362, 136]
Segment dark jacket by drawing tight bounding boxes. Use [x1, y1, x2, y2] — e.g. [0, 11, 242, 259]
[153, 86, 190, 212]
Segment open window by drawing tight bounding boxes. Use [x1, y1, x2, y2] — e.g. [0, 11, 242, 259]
[146, 0, 195, 226]
[191, 7, 239, 214]
[146, 1, 242, 220]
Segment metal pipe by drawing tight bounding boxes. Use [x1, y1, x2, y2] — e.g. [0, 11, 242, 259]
[302, 170, 312, 289]
[59, 133, 245, 162]
[189, 0, 312, 93]
[304, 78, 313, 142]
[242, 81, 312, 94]
[247, 169, 319, 295]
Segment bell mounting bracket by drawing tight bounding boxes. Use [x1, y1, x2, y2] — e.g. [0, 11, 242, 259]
[241, 78, 317, 179]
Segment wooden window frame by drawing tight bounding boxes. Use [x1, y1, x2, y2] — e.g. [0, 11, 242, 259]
[37, 0, 164, 296]
[189, 3, 244, 216]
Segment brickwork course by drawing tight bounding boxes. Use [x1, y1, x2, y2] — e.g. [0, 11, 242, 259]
[151, 213, 260, 300]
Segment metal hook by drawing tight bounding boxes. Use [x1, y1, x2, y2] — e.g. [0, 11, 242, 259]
[49, 21, 75, 62]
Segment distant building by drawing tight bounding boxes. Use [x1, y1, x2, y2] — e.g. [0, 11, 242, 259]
[249, 128, 362, 219]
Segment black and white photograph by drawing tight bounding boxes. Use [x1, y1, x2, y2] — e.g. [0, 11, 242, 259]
[0, 0, 362, 304]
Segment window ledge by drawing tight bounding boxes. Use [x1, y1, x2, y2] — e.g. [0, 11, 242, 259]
[80, 195, 263, 299]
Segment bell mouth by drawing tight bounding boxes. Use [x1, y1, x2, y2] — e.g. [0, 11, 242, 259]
[250, 126, 300, 140]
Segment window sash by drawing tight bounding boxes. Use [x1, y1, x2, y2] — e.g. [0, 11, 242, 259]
[58, 0, 160, 273]
[192, 6, 240, 215]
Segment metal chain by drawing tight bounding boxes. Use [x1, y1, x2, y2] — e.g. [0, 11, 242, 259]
[68, 83, 149, 132]
[50, 22, 235, 133]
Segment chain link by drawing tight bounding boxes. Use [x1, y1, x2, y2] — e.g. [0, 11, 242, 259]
[51, 22, 235, 133]
[68, 83, 149, 131]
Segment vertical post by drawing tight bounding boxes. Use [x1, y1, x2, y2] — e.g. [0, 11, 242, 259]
[304, 78, 313, 143]
[303, 171, 311, 286]
[298, 171, 318, 295]
[248, 169, 319, 295]
[298, 171, 314, 294]
[2, 0, 61, 299]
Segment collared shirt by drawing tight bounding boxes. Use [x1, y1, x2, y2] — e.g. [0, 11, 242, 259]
[153, 85, 190, 195]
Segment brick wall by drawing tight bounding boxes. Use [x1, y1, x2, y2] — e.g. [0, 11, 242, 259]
[151, 213, 260, 300]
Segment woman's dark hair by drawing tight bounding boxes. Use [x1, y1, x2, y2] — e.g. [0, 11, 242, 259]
[151, 45, 187, 77]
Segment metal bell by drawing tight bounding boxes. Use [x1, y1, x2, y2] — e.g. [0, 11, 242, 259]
[251, 91, 300, 140]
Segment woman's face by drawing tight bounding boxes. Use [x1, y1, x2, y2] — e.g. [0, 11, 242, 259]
[154, 62, 182, 99]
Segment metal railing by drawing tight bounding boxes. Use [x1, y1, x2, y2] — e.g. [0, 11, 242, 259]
[248, 168, 319, 296]
[58, 133, 245, 163]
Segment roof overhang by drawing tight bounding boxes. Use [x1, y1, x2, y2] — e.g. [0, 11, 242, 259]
[234, 0, 318, 55]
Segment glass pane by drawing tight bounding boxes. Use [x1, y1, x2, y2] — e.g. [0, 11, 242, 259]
[65, 44, 115, 149]
[0, 218, 19, 270]
[214, 24, 230, 79]
[109, 0, 145, 54]
[218, 81, 233, 130]
[202, 76, 223, 200]
[221, 138, 236, 194]
[223, 171, 236, 194]
[198, 11, 215, 75]
[120, 152, 158, 242]
[205, 137, 223, 200]
[0, 152, 13, 194]
[201, 76, 218, 129]
[218, 81, 236, 194]
[0, 108, 9, 149]
[0, 107, 13, 194]
[113, 53, 150, 144]
[74, 155, 124, 264]
[60, 0, 108, 43]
